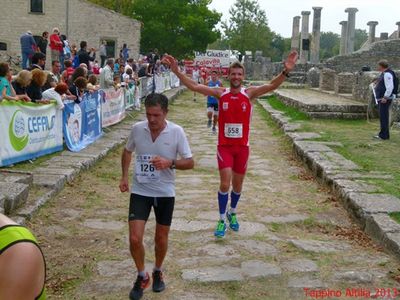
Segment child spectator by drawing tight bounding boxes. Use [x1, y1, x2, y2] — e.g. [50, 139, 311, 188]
[69, 76, 88, 103]
[92, 60, 100, 75]
[87, 74, 100, 91]
[42, 82, 70, 109]
[62, 60, 75, 83]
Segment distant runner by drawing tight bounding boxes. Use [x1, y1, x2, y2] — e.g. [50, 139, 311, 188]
[163, 51, 298, 238]
[206, 70, 223, 134]
[120, 93, 194, 299]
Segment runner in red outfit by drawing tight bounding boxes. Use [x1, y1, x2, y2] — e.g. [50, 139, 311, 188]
[163, 51, 298, 237]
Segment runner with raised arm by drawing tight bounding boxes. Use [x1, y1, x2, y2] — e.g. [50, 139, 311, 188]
[163, 51, 298, 238]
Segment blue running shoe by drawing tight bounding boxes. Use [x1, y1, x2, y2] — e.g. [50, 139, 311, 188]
[226, 212, 240, 231]
[214, 220, 227, 238]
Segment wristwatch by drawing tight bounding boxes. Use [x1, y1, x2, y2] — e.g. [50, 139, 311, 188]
[170, 159, 176, 170]
[282, 68, 290, 78]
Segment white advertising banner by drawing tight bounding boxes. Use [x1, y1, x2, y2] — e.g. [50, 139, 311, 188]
[101, 88, 126, 128]
[194, 50, 231, 68]
[0, 100, 63, 167]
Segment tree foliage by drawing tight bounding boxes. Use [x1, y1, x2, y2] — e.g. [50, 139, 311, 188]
[131, 0, 221, 58]
[87, 0, 221, 58]
[354, 29, 368, 51]
[87, 0, 134, 14]
[320, 31, 340, 60]
[222, 0, 273, 58]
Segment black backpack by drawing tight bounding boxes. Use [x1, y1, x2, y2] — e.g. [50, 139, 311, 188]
[386, 69, 399, 95]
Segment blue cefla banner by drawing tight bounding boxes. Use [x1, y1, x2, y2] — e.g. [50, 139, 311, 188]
[63, 90, 103, 152]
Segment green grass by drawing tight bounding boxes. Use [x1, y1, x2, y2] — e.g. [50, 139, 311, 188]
[263, 96, 400, 222]
[389, 212, 400, 224]
[261, 95, 310, 121]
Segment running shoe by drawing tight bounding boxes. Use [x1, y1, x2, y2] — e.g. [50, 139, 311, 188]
[214, 220, 227, 238]
[226, 212, 240, 231]
[207, 119, 212, 128]
[212, 126, 217, 134]
[129, 273, 150, 300]
[152, 270, 166, 292]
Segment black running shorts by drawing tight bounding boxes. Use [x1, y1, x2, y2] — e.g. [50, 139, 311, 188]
[128, 193, 175, 226]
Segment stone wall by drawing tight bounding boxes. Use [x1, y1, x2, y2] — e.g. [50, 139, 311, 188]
[325, 39, 400, 73]
[0, 0, 141, 67]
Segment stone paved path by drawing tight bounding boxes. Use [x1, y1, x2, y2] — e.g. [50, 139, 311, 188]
[28, 91, 399, 299]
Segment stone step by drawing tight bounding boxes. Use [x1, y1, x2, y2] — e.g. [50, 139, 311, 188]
[0, 182, 30, 214]
[307, 111, 367, 119]
[0, 170, 33, 185]
[275, 90, 368, 117]
[0, 170, 32, 214]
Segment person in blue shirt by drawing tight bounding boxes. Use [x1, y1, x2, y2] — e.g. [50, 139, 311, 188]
[20, 31, 37, 70]
[206, 70, 223, 134]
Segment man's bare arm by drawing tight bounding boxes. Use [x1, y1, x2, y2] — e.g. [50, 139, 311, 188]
[247, 51, 298, 100]
[119, 148, 132, 192]
[162, 55, 222, 98]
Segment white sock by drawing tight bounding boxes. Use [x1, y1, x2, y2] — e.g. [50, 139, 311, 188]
[220, 214, 225, 221]
[230, 207, 237, 214]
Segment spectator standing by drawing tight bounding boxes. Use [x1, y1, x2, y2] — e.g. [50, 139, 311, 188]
[37, 31, 49, 68]
[77, 41, 96, 71]
[121, 43, 129, 62]
[20, 31, 37, 70]
[61, 35, 72, 60]
[99, 40, 107, 67]
[191, 65, 201, 101]
[49, 28, 63, 64]
[29, 52, 46, 71]
[100, 58, 114, 89]
[374, 60, 399, 140]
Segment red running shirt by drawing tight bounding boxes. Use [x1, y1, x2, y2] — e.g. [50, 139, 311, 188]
[218, 88, 252, 146]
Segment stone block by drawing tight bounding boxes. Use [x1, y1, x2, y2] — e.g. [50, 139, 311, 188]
[319, 68, 336, 91]
[334, 72, 355, 94]
[0, 182, 30, 213]
[0, 170, 33, 185]
[345, 193, 400, 223]
[290, 239, 351, 253]
[33, 174, 66, 191]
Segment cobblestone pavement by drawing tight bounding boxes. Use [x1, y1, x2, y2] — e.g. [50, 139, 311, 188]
[29, 91, 400, 300]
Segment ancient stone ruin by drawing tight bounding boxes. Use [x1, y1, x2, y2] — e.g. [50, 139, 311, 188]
[243, 7, 400, 122]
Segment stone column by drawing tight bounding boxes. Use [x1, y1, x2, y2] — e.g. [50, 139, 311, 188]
[291, 16, 301, 51]
[367, 21, 378, 44]
[310, 7, 322, 64]
[345, 7, 358, 54]
[339, 21, 348, 55]
[300, 11, 311, 63]
[380, 32, 389, 40]
[396, 21, 400, 39]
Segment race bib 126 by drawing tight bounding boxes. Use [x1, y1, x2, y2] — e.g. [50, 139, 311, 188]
[224, 123, 243, 138]
[135, 155, 160, 183]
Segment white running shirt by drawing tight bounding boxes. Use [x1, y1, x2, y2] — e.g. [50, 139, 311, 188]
[125, 120, 192, 197]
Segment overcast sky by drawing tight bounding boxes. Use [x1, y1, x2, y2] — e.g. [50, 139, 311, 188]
[208, 0, 399, 38]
